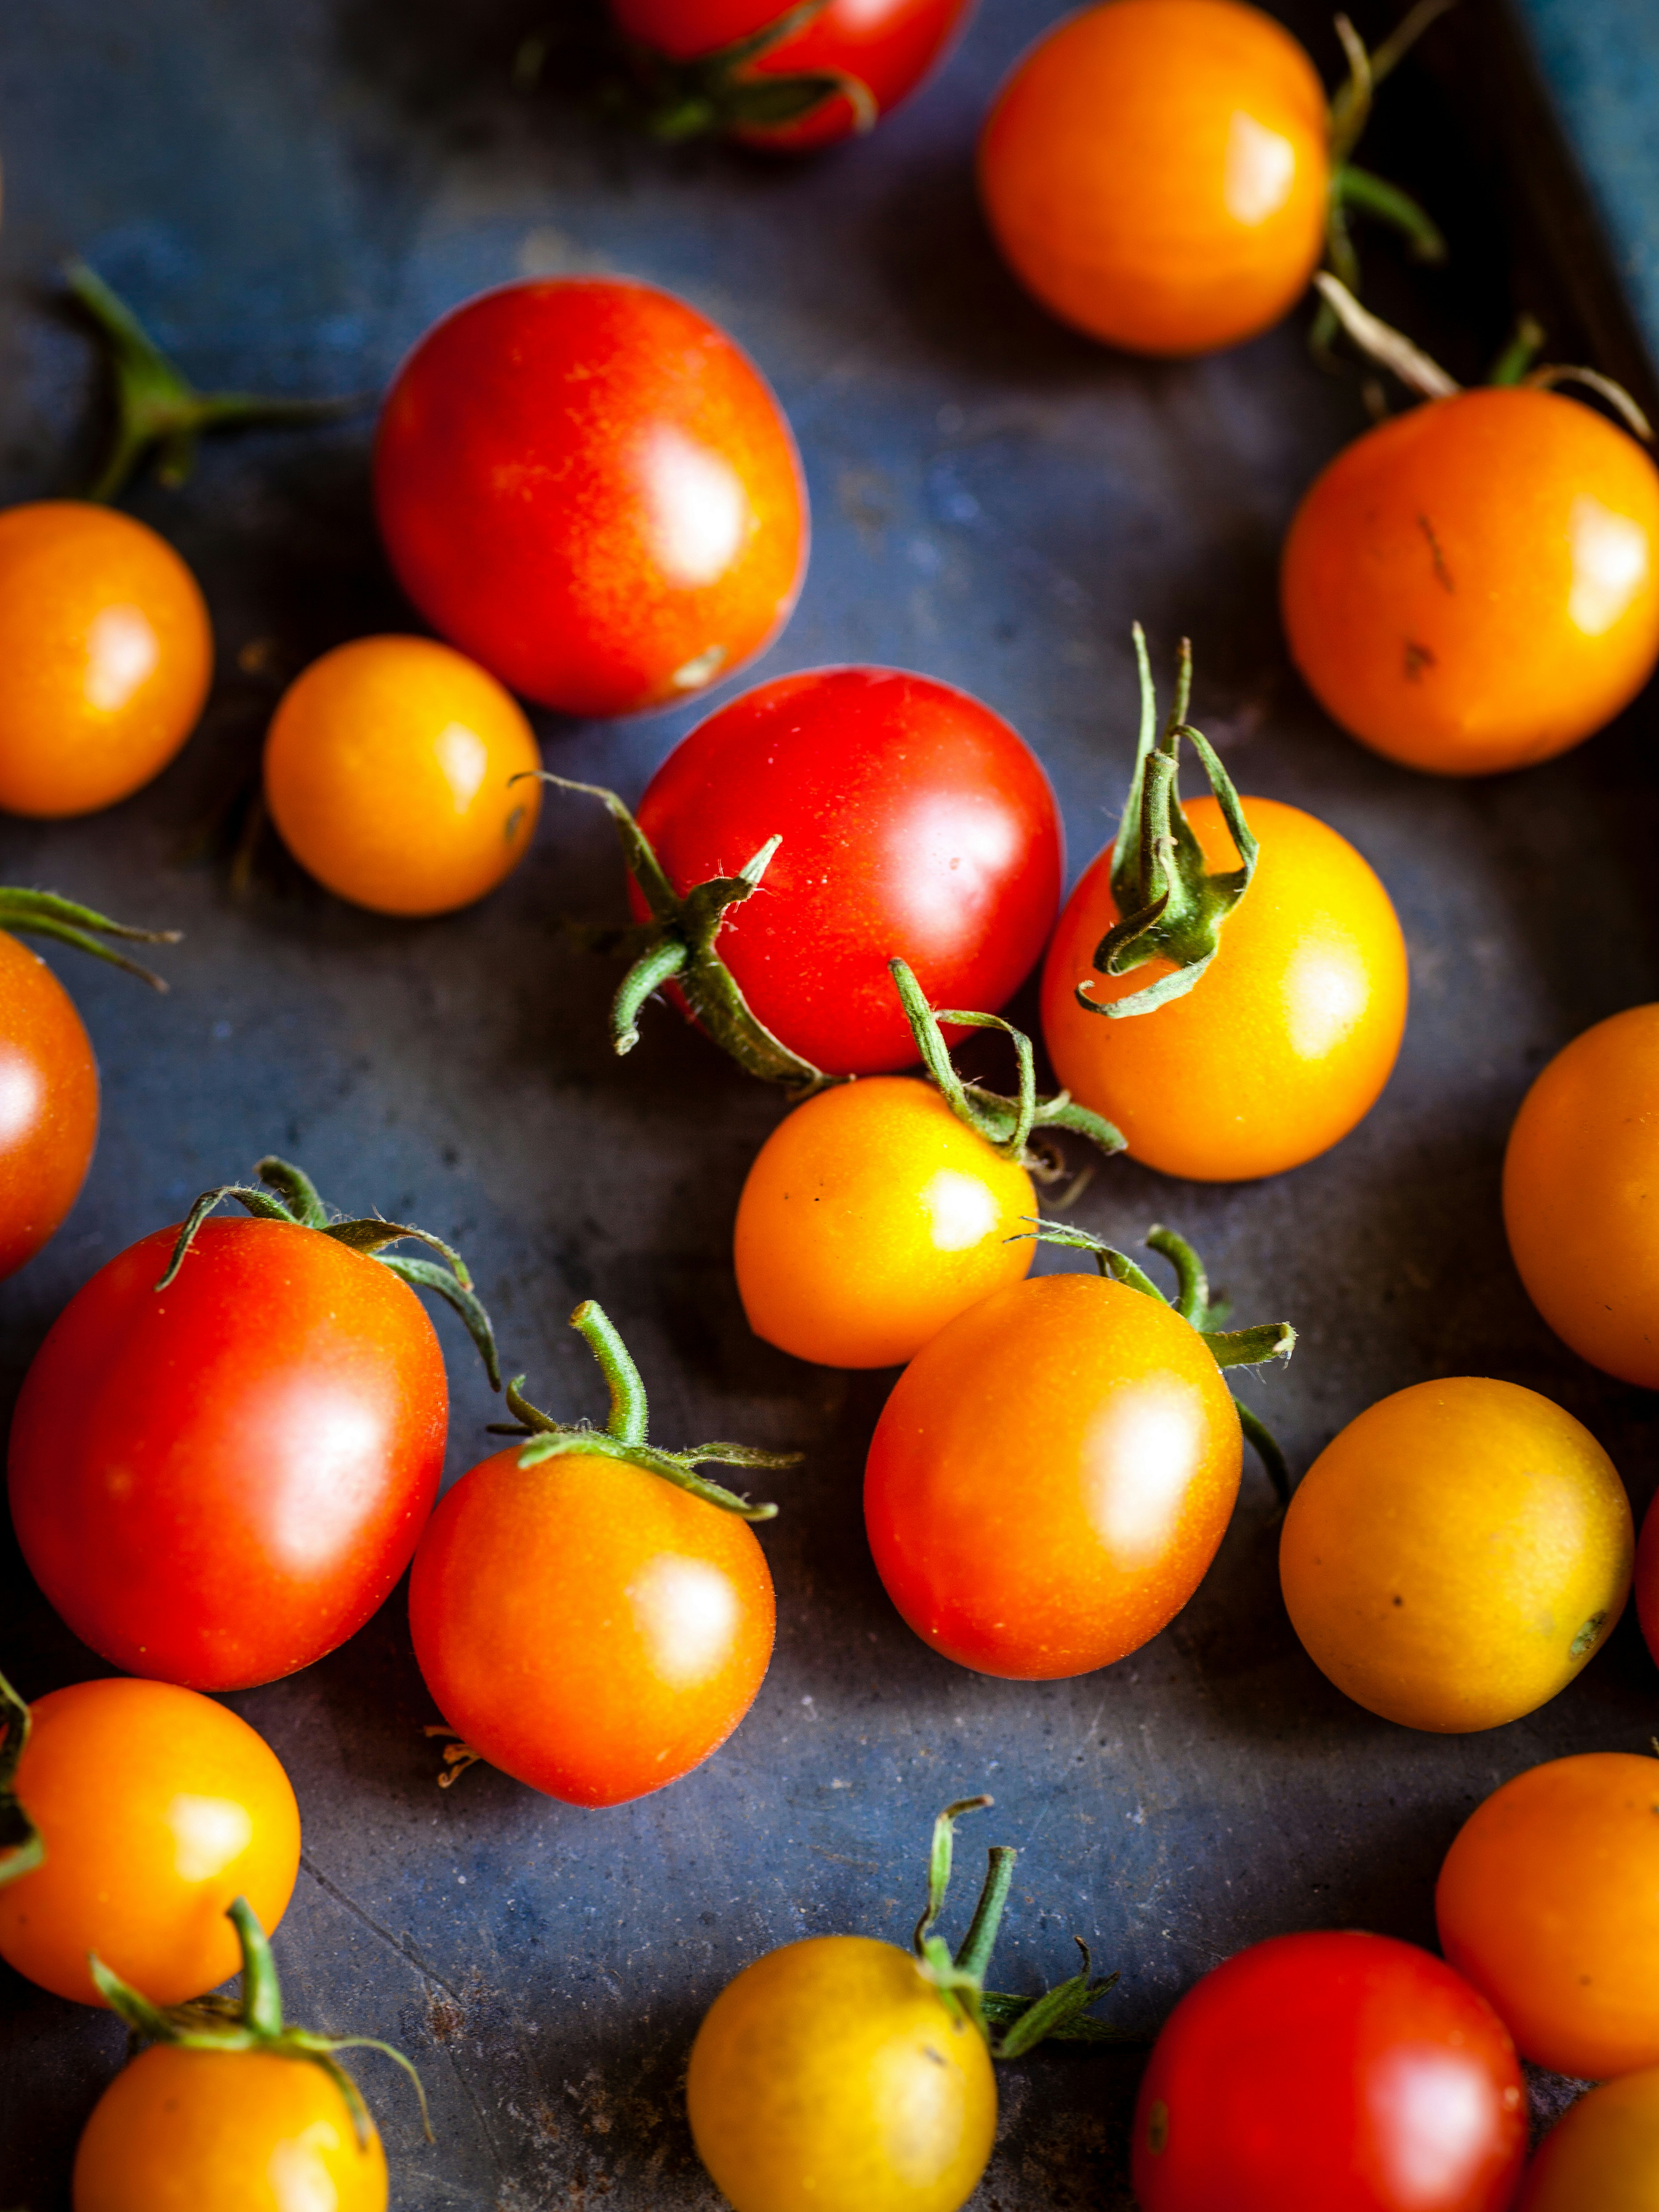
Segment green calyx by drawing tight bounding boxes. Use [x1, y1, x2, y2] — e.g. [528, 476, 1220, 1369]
[0, 1669, 43, 1888]
[911, 1799, 1128, 2058]
[487, 1298, 799, 1521]
[66, 259, 362, 505]
[615, 0, 877, 143]
[1077, 627, 1256, 1022]
[156, 1156, 502, 1390]
[534, 773, 831, 1094]
[889, 957, 1125, 1167]
[1316, 2, 1453, 366]
[1024, 1221, 1297, 1505]
[0, 886, 180, 990]
[92, 1897, 432, 2152]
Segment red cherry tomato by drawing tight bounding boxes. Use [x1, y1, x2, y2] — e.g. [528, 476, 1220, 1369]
[374, 279, 806, 719]
[8, 1215, 452, 1690]
[633, 666, 1062, 1076]
[1133, 1930, 1527, 2212]
[611, 0, 973, 152]
[0, 931, 97, 1280]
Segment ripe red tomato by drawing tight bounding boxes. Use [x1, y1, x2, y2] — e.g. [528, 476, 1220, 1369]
[628, 666, 1062, 1076]
[1133, 1930, 1527, 2212]
[374, 279, 806, 718]
[611, 0, 973, 152]
[7, 1166, 491, 1690]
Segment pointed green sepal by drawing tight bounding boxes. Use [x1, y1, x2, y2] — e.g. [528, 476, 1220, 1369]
[617, 0, 877, 143]
[0, 887, 179, 990]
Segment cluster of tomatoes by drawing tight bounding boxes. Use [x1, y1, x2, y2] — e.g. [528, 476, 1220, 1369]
[6, 0, 1659, 2207]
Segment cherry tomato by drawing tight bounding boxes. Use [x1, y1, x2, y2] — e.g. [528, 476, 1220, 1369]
[1279, 1377, 1632, 1732]
[263, 635, 542, 916]
[1503, 1003, 1659, 1387]
[686, 1934, 997, 2212]
[0, 502, 212, 817]
[612, 0, 973, 151]
[1132, 1930, 1527, 2212]
[374, 280, 806, 718]
[979, 0, 1329, 358]
[1281, 386, 1659, 774]
[865, 1269, 1246, 1678]
[1516, 2066, 1659, 2211]
[735, 1078, 1035, 1368]
[633, 666, 1062, 1076]
[1437, 1752, 1659, 2081]
[0, 931, 97, 1279]
[8, 1203, 457, 1690]
[0, 1675, 299, 2007]
[1040, 795, 1407, 1182]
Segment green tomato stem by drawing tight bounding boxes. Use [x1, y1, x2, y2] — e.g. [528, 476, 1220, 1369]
[0, 887, 180, 989]
[0, 1671, 42, 1889]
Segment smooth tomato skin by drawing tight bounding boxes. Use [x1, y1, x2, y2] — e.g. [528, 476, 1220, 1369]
[1503, 1004, 1659, 1387]
[263, 635, 542, 916]
[8, 1218, 448, 1691]
[612, 0, 973, 151]
[72, 2046, 387, 2212]
[0, 1677, 300, 2008]
[1132, 1930, 1527, 2212]
[635, 667, 1062, 1076]
[1437, 1752, 1659, 2081]
[980, 0, 1330, 357]
[1279, 1378, 1632, 1733]
[0, 502, 212, 817]
[0, 931, 98, 1279]
[1040, 795, 1408, 1181]
[1516, 2066, 1659, 2211]
[734, 1078, 1034, 1368]
[374, 280, 806, 718]
[409, 1447, 775, 1807]
[865, 1271, 1242, 1678]
[1282, 387, 1659, 774]
[686, 1934, 997, 2212]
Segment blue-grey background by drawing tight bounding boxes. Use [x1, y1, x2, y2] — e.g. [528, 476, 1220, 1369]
[2, 0, 1657, 2203]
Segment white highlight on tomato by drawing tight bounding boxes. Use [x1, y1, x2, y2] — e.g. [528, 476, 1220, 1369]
[1568, 494, 1651, 637]
[630, 1554, 741, 1686]
[1223, 110, 1297, 227]
[84, 604, 160, 713]
[646, 427, 752, 588]
[166, 1793, 254, 1882]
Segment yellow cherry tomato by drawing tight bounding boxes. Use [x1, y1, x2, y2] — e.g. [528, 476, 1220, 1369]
[734, 1077, 1036, 1368]
[1279, 1378, 1632, 1732]
[1503, 1003, 1659, 1387]
[686, 1933, 997, 2212]
[263, 635, 542, 916]
[0, 502, 212, 817]
[1515, 2065, 1659, 2208]
[0, 1675, 300, 2008]
[72, 2046, 387, 2212]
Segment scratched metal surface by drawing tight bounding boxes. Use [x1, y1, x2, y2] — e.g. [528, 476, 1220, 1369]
[2, 1, 1657, 2204]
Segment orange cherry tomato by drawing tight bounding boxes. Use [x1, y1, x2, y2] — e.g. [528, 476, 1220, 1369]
[865, 1270, 1244, 1678]
[1281, 386, 1659, 774]
[409, 1447, 775, 1807]
[1279, 1378, 1632, 1733]
[1437, 1752, 1659, 2080]
[263, 636, 542, 916]
[734, 1079, 1035, 1369]
[1516, 2066, 1659, 2211]
[0, 931, 98, 1280]
[0, 1675, 300, 2007]
[1503, 1004, 1659, 1387]
[979, 0, 1330, 357]
[1040, 795, 1407, 1182]
[0, 502, 212, 817]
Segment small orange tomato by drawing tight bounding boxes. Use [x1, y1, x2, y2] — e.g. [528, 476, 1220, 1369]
[263, 635, 541, 915]
[1279, 1378, 1632, 1733]
[1282, 386, 1659, 774]
[1503, 1004, 1659, 1387]
[1437, 1752, 1659, 2081]
[979, 0, 1330, 357]
[1515, 2065, 1659, 2211]
[1040, 796, 1407, 1182]
[0, 1675, 300, 2006]
[0, 502, 212, 817]
[0, 931, 98, 1280]
[865, 1270, 1244, 1678]
[735, 1078, 1035, 1370]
